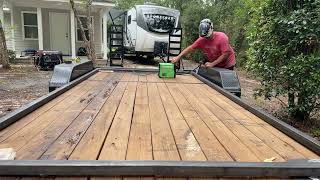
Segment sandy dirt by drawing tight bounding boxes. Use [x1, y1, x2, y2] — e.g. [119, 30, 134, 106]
[0, 65, 52, 118]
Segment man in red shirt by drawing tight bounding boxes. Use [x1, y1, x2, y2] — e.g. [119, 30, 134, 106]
[171, 19, 236, 70]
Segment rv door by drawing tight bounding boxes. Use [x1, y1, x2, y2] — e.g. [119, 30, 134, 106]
[125, 8, 137, 48]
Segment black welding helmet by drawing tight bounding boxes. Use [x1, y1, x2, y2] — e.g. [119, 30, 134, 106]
[199, 19, 213, 39]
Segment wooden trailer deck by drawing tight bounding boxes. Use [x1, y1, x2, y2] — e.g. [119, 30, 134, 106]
[0, 70, 317, 163]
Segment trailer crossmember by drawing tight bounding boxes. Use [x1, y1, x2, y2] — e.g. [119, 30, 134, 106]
[0, 160, 319, 178]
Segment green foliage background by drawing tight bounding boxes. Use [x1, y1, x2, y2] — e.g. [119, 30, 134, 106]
[114, 0, 320, 120]
[247, 0, 320, 120]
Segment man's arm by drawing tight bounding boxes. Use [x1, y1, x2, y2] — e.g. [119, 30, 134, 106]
[205, 52, 230, 68]
[171, 45, 195, 63]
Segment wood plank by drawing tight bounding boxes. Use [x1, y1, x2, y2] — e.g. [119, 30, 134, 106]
[138, 74, 147, 83]
[202, 82, 318, 158]
[98, 82, 137, 160]
[126, 82, 152, 160]
[18, 178, 54, 180]
[147, 73, 163, 83]
[124, 82, 153, 180]
[0, 74, 95, 143]
[121, 72, 139, 82]
[166, 83, 233, 161]
[0, 78, 100, 152]
[175, 75, 203, 84]
[122, 72, 133, 81]
[54, 178, 85, 180]
[162, 77, 176, 83]
[241, 111, 319, 159]
[174, 83, 259, 162]
[16, 73, 112, 160]
[147, 83, 185, 180]
[158, 83, 216, 180]
[0, 177, 20, 180]
[131, 73, 139, 82]
[92, 76, 137, 180]
[198, 84, 306, 160]
[91, 82, 137, 180]
[55, 83, 128, 180]
[69, 83, 128, 160]
[147, 82, 180, 160]
[157, 83, 206, 161]
[184, 83, 285, 162]
[39, 73, 124, 160]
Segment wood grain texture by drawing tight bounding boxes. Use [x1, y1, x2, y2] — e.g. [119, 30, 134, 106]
[198, 84, 306, 160]
[40, 73, 124, 160]
[124, 81, 154, 180]
[0, 72, 318, 180]
[184, 83, 285, 162]
[15, 73, 112, 160]
[175, 83, 260, 162]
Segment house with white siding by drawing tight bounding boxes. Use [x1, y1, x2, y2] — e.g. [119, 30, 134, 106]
[0, 0, 114, 59]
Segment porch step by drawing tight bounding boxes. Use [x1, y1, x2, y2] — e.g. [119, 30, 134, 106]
[10, 57, 34, 65]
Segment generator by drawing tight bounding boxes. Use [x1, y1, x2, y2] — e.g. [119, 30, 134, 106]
[35, 50, 63, 70]
[158, 63, 176, 78]
[198, 67, 241, 97]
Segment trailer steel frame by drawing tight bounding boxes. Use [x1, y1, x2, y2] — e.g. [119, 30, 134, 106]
[0, 67, 319, 178]
[0, 160, 319, 177]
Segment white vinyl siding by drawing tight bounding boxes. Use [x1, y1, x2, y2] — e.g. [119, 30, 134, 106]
[14, 7, 38, 54]
[9, 7, 102, 55]
[3, 12, 13, 50]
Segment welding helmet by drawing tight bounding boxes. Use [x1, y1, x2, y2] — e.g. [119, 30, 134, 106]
[199, 19, 213, 39]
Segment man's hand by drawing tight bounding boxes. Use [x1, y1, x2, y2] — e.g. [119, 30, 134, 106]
[204, 62, 215, 68]
[171, 57, 180, 64]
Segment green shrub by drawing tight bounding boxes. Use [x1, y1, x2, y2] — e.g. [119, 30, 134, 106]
[247, 0, 320, 120]
[7, 50, 16, 62]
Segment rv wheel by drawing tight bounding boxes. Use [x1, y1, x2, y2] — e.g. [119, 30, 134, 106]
[147, 55, 154, 61]
[135, 52, 143, 61]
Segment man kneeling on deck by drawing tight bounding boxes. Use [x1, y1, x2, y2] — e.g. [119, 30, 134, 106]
[171, 19, 236, 70]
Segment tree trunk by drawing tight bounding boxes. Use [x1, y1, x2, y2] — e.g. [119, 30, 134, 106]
[0, 19, 10, 69]
[69, 0, 96, 65]
[86, 0, 96, 62]
[295, 95, 310, 121]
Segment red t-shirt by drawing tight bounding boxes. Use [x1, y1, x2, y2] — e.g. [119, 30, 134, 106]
[191, 32, 236, 68]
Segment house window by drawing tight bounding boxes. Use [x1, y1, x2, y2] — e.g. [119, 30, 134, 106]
[22, 12, 38, 40]
[77, 16, 94, 42]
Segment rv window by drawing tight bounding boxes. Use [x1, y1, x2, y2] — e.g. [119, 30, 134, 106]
[128, 15, 131, 24]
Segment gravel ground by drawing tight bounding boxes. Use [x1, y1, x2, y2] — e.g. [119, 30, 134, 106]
[0, 65, 52, 118]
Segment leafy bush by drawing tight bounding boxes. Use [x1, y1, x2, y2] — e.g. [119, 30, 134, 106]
[247, 0, 320, 120]
[311, 128, 320, 138]
[7, 50, 16, 62]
